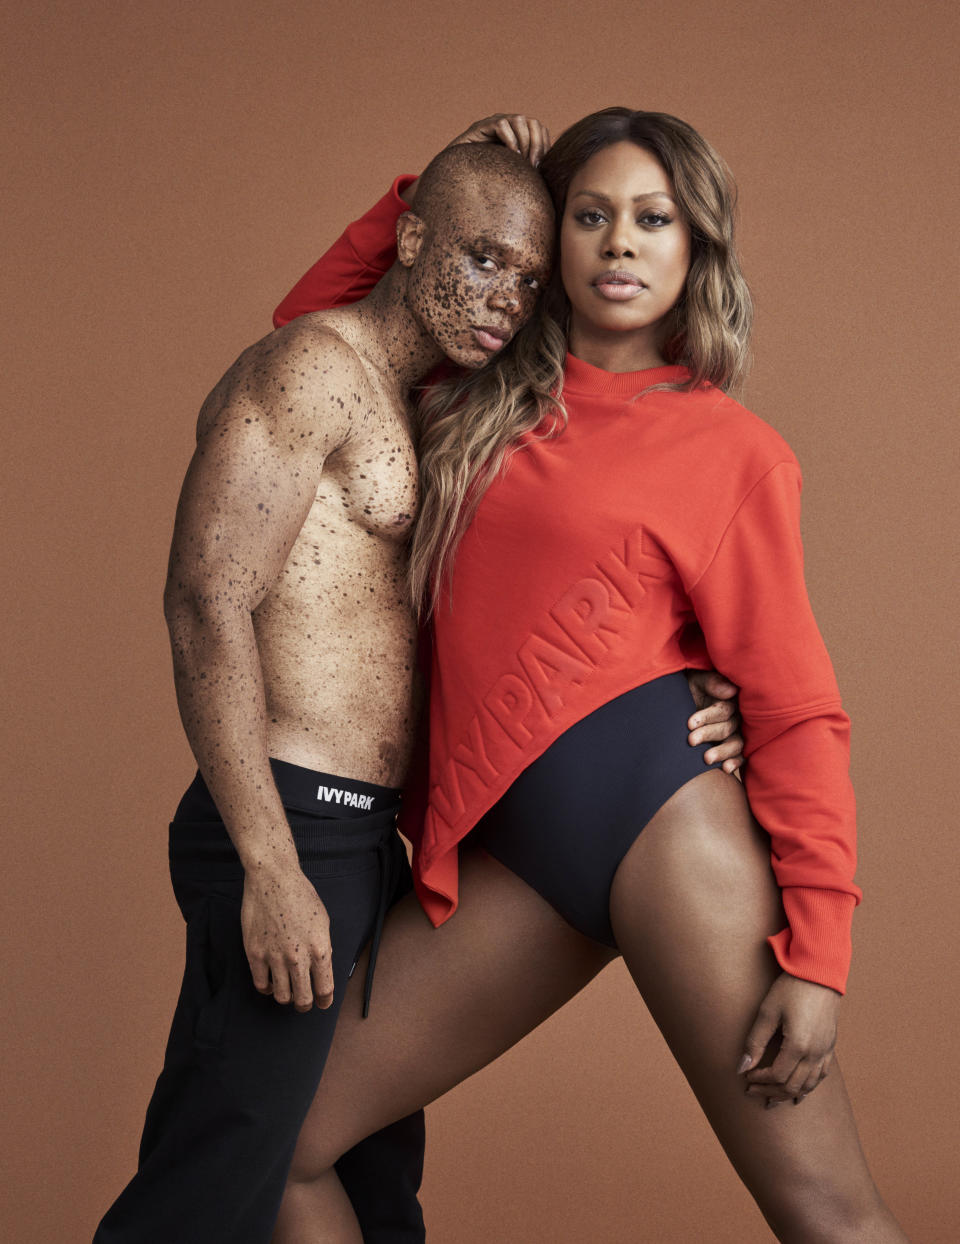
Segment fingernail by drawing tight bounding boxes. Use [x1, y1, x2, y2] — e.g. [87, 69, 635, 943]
[736, 1054, 752, 1074]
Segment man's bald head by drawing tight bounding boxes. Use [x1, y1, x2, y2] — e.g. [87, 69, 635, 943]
[411, 143, 554, 235]
[396, 143, 555, 370]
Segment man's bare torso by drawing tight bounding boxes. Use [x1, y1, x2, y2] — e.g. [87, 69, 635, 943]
[194, 309, 420, 787]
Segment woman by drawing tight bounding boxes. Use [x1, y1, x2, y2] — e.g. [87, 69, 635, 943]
[272, 111, 906, 1241]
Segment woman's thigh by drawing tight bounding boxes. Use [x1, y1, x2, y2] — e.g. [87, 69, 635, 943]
[288, 845, 615, 1178]
[610, 770, 883, 1232]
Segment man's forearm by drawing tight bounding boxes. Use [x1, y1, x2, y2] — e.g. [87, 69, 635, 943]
[166, 597, 299, 875]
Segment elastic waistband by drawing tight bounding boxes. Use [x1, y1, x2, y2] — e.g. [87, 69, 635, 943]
[173, 758, 402, 824]
[268, 757, 402, 818]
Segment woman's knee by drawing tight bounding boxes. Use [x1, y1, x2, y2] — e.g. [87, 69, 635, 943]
[759, 1169, 889, 1243]
[286, 1138, 338, 1187]
[285, 1102, 358, 1186]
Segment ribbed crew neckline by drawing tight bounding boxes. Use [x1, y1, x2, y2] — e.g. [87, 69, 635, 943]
[562, 352, 690, 396]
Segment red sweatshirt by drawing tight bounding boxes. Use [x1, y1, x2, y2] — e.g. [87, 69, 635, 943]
[275, 182, 861, 995]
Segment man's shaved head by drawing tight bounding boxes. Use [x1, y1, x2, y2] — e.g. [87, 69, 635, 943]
[412, 143, 554, 234]
[397, 143, 555, 369]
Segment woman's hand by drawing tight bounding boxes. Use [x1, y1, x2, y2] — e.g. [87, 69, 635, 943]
[445, 114, 552, 166]
[685, 669, 744, 773]
[738, 972, 841, 1106]
[400, 114, 552, 208]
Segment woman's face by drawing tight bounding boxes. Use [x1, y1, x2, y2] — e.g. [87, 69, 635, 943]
[560, 141, 691, 358]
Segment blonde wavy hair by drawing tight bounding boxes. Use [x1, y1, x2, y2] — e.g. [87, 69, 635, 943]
[410, 108, 754, 614]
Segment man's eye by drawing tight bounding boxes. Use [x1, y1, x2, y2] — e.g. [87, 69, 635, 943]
[523, 275, 541, 290]
[474, 254, 497, 270]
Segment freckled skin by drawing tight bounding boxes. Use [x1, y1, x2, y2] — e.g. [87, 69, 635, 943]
[162, 151, 554, 1008]
[403, 180, 553, 368]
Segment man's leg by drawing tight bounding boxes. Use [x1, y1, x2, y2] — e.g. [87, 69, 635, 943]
[93, 806, 415, 1244]
[335, 1113, 426, 1244]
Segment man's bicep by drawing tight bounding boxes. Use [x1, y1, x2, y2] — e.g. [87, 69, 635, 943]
[167, 411, 325, 612]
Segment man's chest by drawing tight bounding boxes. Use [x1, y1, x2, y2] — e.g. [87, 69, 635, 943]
[312, 415, 419, 541]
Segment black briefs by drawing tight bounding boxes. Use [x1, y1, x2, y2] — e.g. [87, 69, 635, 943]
[473, 672, 720, 947]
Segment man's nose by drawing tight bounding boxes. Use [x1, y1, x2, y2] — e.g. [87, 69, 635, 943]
[489, 277, 522, 315]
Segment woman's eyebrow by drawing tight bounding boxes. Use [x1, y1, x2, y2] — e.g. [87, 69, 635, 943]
[571, 190, 677, 204]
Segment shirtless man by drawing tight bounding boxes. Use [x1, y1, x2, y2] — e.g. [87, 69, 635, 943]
[93, 119, 742, 1244]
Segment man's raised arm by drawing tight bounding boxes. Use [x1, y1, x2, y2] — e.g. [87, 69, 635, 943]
[163, 325, 359, 1011]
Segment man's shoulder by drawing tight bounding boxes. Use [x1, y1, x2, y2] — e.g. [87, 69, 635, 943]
[198, 318, 372, 446]
[255, 315, 375, 398]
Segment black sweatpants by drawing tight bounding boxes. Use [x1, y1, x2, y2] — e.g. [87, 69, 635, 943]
[93, 761, 425, 1243]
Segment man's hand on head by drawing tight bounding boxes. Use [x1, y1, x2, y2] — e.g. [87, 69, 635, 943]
[241, 863, 335, 1011]
[685, 669, 744, 774]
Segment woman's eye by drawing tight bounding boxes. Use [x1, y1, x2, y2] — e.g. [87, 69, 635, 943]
[575, 209, 607, 226]
[640, 212, 671, 227]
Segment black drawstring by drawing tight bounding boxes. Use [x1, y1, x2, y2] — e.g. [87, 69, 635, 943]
[362, 838, 392, 1018]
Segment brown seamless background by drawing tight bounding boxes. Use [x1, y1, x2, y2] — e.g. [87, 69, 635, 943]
[3, 1, 957, 1241]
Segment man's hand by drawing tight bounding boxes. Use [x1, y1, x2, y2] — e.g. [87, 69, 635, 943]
[241, 865, 334, 1012]
[685, 669, 744, 773]
[738, 972, 841, 1106]
[446, 113, 552, 166]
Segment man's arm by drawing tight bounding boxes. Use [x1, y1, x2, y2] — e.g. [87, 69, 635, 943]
[163, 324, 358, 1011]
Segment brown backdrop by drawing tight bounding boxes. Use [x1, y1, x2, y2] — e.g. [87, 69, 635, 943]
[3, 1, 957, 1240]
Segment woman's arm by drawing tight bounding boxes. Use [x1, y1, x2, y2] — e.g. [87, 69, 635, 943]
[273, 175, 416, 326]
[689, 458, 860, 992]
[688, 456, 859, 1102]
[272, 115, 553, 327]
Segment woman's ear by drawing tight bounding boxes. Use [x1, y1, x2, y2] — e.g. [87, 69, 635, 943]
[396, 212, 426, 268]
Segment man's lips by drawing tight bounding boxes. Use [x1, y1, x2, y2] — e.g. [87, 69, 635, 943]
[591, 270, 646, 301]
[472, 326, 510, 352]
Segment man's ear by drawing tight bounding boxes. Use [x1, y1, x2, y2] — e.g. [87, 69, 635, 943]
[396, 212, 426, 268]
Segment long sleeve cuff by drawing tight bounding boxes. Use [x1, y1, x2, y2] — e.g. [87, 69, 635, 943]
[767, 886, 858, 994]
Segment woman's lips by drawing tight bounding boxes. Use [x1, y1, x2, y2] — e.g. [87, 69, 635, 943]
[472, 326, 508, 351]
[591, 271, 646, 301]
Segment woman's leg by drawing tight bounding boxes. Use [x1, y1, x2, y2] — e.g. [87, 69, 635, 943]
[272, 846, 616, 1243]
[609, 769, 906, 1243]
